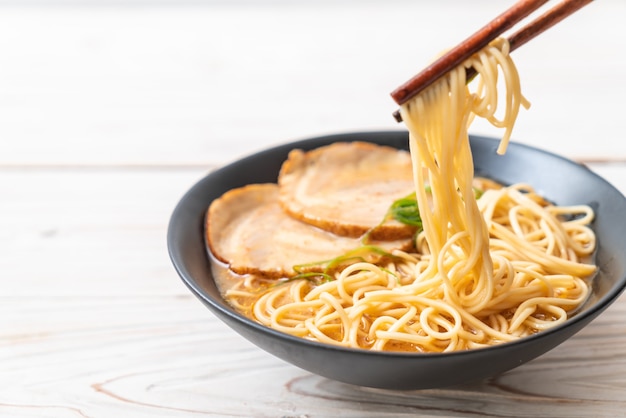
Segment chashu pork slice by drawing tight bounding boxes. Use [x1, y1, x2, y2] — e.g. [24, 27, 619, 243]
[206, 183, 413, 278]
[278, 141, 417, 240]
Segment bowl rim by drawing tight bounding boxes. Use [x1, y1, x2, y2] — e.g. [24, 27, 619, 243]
[168, 130, 626, 359]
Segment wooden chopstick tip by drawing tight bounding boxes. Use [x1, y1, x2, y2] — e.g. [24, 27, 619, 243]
[389, 0, 596, 123]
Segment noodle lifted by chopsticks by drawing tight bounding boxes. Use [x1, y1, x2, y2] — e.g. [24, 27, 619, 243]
[228, 39, 596, 352]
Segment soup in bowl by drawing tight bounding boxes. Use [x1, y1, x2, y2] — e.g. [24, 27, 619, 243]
[168, 131, 626, 390]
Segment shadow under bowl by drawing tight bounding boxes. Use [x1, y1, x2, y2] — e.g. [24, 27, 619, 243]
[168, 131, 626, 390]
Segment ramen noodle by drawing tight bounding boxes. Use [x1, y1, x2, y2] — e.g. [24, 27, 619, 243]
[216, 38, 596, 352]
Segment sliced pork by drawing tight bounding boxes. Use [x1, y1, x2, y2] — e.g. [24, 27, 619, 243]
[206, 183, 413, 278]
[278, 141, 418, 240]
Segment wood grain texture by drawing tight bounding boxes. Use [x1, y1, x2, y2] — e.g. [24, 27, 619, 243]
[2, 1, 626, 417]
[0, 1, 624, 166]
[2, 167, 625, 417]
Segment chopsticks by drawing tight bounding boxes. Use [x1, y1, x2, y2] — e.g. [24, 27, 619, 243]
[390, 0, 594, 122]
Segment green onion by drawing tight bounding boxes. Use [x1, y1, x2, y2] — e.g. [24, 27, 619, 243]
[388, 192, 422, 228]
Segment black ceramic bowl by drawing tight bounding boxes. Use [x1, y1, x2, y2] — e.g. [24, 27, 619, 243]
[168, 131, 626, 390]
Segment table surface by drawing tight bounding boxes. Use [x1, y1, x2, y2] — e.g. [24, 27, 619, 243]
[3, 1, 626, 417]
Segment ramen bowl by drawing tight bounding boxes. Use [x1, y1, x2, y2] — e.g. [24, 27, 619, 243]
[167, 131, 626, 390]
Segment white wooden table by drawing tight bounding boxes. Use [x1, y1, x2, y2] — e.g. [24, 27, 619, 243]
[2, 1, 626, 416]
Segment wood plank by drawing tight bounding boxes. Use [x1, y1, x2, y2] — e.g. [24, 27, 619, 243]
[2, 288, 625, 417]
[1, 166, 625, 416]
[0, 168, 209, 297]
[0, 1, 624, 167]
